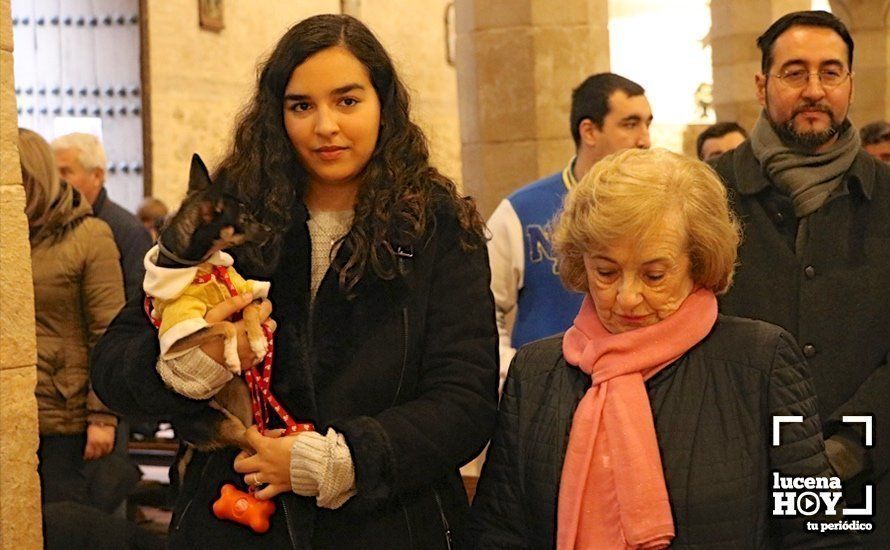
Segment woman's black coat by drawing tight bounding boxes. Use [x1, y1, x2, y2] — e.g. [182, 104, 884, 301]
[470, 316, 857, 549]
[91, 200, 499, 549]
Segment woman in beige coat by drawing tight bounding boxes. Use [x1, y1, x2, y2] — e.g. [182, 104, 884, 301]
[19, 128, 126, 506]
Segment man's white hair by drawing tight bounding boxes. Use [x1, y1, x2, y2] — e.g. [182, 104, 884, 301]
[51, 133, 107, 172]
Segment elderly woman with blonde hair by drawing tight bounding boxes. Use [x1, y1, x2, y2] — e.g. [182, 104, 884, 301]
[470, 148, 853, 548]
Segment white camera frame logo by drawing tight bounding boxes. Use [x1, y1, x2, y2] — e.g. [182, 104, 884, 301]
[772, 415, 873, 516]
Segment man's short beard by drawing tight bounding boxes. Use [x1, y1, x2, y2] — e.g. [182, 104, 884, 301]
[764, 95, 847, 150]
[770, 116, 843, 149]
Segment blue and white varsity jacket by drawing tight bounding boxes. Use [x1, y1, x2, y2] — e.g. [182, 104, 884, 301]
[486, 160, 584, 388]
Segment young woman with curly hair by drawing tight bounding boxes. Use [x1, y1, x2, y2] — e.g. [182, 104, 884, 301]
[92, 14, 498, 549]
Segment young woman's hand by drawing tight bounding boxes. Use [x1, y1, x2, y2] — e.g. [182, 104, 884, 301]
[233, 427, 298, 500]
[199, 294, 276, 370]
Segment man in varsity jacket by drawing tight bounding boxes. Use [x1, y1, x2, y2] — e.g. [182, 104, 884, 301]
[487, 73, 653, 387]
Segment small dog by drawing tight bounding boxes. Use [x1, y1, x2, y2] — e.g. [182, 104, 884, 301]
[145, 154, 272, 455]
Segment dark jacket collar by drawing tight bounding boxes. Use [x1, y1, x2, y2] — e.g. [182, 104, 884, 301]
[728, 141, 874, 200]
[92, 187, 109, 215]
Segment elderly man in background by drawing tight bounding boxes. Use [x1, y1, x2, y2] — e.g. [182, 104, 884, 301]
[696, 121, 748, 161]
[52, 133, 152, 301]
[861, 120, 890, 163]
[712, 11, 890, 547]
[487, 73, 652, 389]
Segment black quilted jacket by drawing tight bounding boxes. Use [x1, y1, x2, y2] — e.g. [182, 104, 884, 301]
[470, 315, 858, 549]
[714, 143, 890, 548]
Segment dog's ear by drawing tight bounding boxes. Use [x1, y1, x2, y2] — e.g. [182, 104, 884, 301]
[188, 154, 214, 194]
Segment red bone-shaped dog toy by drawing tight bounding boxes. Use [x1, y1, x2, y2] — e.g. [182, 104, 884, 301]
[212, 483, 276, 533]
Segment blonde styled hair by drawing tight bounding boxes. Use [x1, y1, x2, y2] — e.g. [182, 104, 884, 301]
[553, 148, 741, 294]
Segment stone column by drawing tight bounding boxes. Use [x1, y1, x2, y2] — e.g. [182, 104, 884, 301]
[830, 0, 890, 126]
[0, 0, 43, 548]
[709, 0, 811, 130]
[455, 0, 610, 217]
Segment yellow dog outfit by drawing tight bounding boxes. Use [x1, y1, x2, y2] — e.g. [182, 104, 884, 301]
[143, 245, 271, 360]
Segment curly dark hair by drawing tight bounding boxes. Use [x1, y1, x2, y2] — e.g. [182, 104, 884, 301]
[215, 14, 485, 289]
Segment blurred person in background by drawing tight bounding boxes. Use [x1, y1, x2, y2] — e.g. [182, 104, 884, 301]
[137, 196, 169, 243]
[696, 121, 748, 161]
[860, 120, 890, 163]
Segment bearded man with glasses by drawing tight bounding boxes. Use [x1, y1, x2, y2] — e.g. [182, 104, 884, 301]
[712, 10, 890, 547]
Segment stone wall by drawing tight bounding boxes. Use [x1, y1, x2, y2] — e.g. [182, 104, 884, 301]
[829, 0, 890, 127]
[359, 0, 464, 187]
[0, 0, 43, 547]
[455, 0, 611, 217]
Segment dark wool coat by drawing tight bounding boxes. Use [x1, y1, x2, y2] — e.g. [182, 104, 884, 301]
[91, 199, 499, 549]
[713, 142, 890, 547]
[92, 187, 153, 301]
[469, 317, 857, 549]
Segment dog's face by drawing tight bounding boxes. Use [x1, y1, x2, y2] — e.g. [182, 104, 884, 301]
[157, 154, 272, 267]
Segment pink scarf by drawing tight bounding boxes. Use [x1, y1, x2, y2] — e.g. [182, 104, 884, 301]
[557, 289, 718, 549]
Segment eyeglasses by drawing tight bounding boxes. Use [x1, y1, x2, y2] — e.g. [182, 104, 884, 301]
[769, 68, 852, 89]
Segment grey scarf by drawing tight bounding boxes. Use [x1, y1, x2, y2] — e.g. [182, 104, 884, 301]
[750, 111, 860, 253]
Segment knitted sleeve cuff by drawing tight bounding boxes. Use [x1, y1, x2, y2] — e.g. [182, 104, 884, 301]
[290, 428, 357, 509]
[156, 348, 233, 400]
